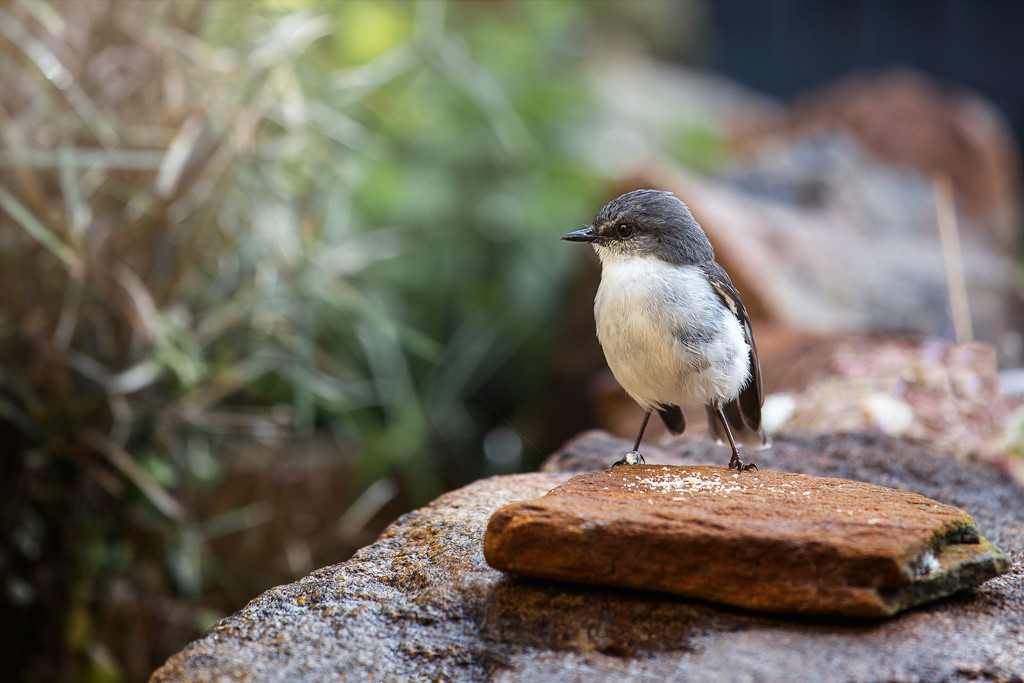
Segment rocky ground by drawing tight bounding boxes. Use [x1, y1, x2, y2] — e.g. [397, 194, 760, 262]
[151, 431, 1024, 682]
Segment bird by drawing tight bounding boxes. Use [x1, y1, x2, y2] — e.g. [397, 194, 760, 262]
[562, 189, 768, 470]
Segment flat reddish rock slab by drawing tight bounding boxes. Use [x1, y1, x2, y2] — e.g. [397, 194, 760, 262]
[484, 465, 1009, 617]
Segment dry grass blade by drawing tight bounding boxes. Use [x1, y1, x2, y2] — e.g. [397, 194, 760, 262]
[0, 184, 83, 277]
[113, 263, 161, 342]
[85, 430, 184, 521]
[0, 5, 117, 145]
[933, 174, 974, 344]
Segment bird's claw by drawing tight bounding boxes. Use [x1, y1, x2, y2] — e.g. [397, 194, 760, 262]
[613, 450, 645, 467]
[728, 454, 757, 472]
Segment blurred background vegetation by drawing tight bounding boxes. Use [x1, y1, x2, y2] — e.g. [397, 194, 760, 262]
[0, 1, 692, 680]
[3, 1, 1023, 681]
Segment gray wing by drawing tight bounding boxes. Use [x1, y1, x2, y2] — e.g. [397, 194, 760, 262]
[701, 261, 768, 446]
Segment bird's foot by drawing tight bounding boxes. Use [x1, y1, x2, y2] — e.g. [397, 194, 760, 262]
[728, 452, 757, 472]
[613, 450, 645, 467]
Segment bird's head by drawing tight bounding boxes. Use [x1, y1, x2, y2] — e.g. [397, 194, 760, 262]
[562, 189, 714, 265]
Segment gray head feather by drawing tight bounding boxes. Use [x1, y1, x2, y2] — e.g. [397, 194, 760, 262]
[591, 189, 714, 265]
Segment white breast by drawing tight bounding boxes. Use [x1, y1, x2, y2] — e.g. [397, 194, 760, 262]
[593, 252, 750, 411]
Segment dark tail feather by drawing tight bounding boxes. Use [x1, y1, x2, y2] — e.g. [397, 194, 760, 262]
[658, 404, 685, 435]
[705, 400, 770, 449]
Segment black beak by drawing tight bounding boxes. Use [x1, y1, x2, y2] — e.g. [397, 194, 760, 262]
[561, 227, 598, 243]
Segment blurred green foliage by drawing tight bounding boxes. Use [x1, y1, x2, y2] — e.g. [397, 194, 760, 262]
[0, 1, 616, 680]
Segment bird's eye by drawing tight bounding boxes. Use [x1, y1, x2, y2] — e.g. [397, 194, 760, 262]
[616, 222, 633, 238]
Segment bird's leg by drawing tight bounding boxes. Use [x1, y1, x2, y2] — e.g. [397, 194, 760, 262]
[613, 410, 651, 467]
[713, 402, 757, 472]
[631, 410, 651, 452]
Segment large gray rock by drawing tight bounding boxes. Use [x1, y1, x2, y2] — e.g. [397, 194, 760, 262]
[151, 431, 1024, 682]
